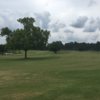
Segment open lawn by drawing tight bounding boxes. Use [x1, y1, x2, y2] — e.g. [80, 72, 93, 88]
[0, 51, 100, 100]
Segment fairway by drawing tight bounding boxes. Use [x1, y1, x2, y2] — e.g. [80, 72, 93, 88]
[0, 51, 100, 100]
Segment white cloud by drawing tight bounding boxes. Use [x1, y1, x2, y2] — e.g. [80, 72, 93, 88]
[0, 0, 100, 44]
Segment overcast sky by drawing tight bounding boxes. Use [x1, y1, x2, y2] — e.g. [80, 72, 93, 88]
[0, 0, 100, 44]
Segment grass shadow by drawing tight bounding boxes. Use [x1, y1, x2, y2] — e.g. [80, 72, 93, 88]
[18, 55, 60, 61]
[0, 55, 60, 62]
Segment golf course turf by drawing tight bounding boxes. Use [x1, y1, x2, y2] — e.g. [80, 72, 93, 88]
[0, 51, 100, 100]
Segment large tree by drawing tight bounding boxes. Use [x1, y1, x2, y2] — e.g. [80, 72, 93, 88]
[1, 17, 50, 59]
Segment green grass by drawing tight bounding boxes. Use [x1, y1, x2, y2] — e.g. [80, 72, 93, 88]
[0, 51, 100, 100]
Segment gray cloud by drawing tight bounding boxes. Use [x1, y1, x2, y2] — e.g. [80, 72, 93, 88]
[71, 16, 88, 28]
[88, 0, 97, 7]
[64, 29, 73, 33]
[97, 18, 100, 30]
[34, 12, 51, 29]
[84, 18, 100, 32]
[49, 21, 66, 32]
[84, 27, 97, 32]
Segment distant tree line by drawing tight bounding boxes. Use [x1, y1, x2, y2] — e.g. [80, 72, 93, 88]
[64, 42, 100, 51]
[1, 40, 100, 55]
[47, 41, 100, 53]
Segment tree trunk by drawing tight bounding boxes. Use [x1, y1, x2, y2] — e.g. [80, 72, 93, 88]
[25, 50, 27, 59]
[54, 50, 57, 54]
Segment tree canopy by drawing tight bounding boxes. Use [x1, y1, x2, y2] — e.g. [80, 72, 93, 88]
[1, 17, 50, 59]
[48, 41, 63, 53]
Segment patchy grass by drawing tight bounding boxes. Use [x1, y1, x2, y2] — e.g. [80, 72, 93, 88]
[0, 51, 100, 100]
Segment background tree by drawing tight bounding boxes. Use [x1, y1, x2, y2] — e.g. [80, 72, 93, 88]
[47, 41, 63, 54]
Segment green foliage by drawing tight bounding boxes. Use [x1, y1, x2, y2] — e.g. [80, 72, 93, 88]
[1, 17, 50, 58]
[1, 27, 12, 36]
[18, 17, 35, 31]
[48, 41, 63, 53]
[64, 42, 100, 51]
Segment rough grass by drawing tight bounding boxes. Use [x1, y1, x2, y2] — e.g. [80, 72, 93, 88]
[0, 51, 100, 100]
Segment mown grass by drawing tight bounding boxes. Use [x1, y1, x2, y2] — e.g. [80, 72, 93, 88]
[0, 51, 100, 100]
